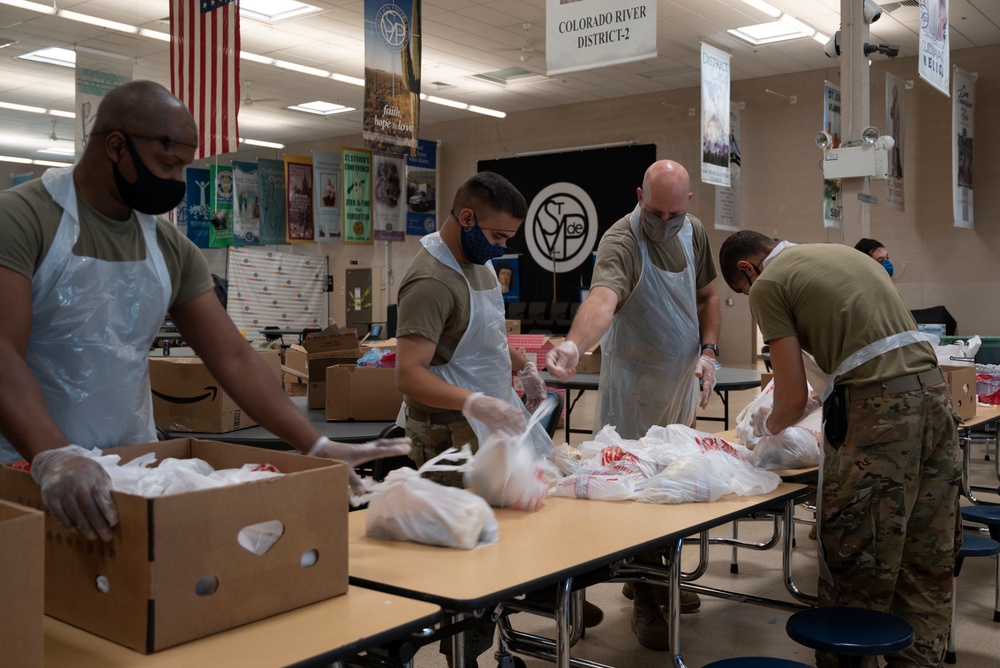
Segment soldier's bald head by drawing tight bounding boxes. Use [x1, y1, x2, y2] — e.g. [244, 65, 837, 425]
[91, 80, 197, 145]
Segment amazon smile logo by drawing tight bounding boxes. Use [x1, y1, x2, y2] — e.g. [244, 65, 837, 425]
[151, 386, 219, 404]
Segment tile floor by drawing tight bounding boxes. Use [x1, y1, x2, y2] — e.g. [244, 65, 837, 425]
[406, 372, 1000, 668]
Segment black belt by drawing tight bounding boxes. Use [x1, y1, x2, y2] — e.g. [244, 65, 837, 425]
[841, 367, 945, 404]
[405, 406, 467, 424]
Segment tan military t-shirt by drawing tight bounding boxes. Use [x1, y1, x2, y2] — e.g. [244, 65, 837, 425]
[0, 177, 213, 310]
[396, 245, 498, 413]
[749, 243, 935, 386]
[591, 213, 717, 312]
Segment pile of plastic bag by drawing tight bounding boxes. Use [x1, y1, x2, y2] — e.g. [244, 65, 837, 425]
[358, 347, 396, 368]
[549, 424, 781, 504]
[734, 380, 822, 469]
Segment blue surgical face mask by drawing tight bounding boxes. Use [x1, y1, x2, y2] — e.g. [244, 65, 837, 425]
[459, 212, 507, 265]
[882, 259, 894, 278]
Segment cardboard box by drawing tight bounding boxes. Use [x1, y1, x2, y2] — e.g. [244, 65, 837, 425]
[576, 344, 601, 374]
[150, 349, 282, 433]
[304, 324, 358, 354]
[942, 364, 977, 420]
[505, 319, 521, 335]
[308, 381, 328, 410]
[761, 373, 773, 388]
[326, 365, 404, 421]
[284, 344, 308, 377]
[0, 439, 348, 654]
[0, 500, 44, 667]
[362, 337, 397, 354]
[307, 350, 361, 381]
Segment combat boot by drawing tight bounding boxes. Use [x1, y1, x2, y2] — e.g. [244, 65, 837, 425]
[630, 582, 670, 650]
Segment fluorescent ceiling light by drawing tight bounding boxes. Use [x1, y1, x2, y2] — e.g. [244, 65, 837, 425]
[274, 59, 330, 78]
[240, 138, 286, 149]
[813, 32, 830, 45]
[38, 146, 75, 155]
[287, 101, 355, 115]
[241, 0, 319, 23]
[34, 159, 73, 167]
[422, 95, 468, 110]
[741, 0, 782, 19]
[139, 28, 171, 42]
[331, 72, 365, 87]
[728, 20, 813, 45]
[779, 14, 816, 38]
[19, 46, 75, 68]
[58, 10, 139, 34]
[0, 101, 46, 114]
[0, 1, 55, 15]
[468, 105, 506, 119]
[240, 51, 275, 65]
[0, 155, 33, 164]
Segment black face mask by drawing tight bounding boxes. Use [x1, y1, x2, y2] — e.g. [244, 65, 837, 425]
[112, 134, 187, 215]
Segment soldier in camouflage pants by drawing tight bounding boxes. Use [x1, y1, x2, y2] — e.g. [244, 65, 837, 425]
[819, 382, 962, 668]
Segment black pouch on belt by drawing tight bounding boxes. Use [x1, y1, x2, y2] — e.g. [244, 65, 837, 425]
[822, 386, 847, 449]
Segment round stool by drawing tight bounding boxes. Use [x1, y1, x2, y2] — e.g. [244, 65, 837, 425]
[961, 505, 1000, 541]
[946, 532, 1000, 664]
[786, 606, 913, 668]
[703, 659, 812, 668]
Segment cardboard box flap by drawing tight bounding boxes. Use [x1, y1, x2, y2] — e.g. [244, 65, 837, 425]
[304, 324, 359, 354]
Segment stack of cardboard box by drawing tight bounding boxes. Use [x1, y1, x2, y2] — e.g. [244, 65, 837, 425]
[304, 325, 361, 410]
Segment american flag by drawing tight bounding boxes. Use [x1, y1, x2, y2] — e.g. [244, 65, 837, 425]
[169, 0, 240, 159]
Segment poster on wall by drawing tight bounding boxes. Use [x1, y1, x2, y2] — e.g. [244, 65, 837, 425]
[885, 72, 906, 212]
[953, 66, 974, 229]
[822, 81, 843, 229]
[209, 164, 233, 248]
[478, 144, 656, 303]
[373, 151, 406, 241]
[184, 167, 211, 248]
[545, 0, 656, 75]
[257, 158, 287, 245]
[343, 148, 374, 244]
[406, 138, 437, 235]
[285, 154, 315, 243]
[700, 43, 731, 187]
[232, 161, 261, 246]
[919, 0, 950, 96]
[362, 0, 420, 155]
[714, 101, 742, 231]
[313, 151, 342, 241]
[75, 49, 132, 159]
[491, 255, 520, 303]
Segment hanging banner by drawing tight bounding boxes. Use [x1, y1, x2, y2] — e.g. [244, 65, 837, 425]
[208, 164, 233, 248]
[75, 50, 133, 159]
[373, 151, 406, 242]
[284, 154, 315, 243]
[700, 43, 731, 187]
[919, 0, 949, 96]
[363, 0, 420, 154]
[226, 247, 326, 334]
[714, 102, 742, 231]
[953, 66, 974, 229]
[545, 0, 656, 76]
[184, 167, 211, 248]
[406, 138, 437, 236]
[231, 161, 261, 246]
[257, 158, 287, 245]
[343, 148, 374, 244]
[313, 151, 342, 241]
[823, 81, 843, 229]
[885, 72, 906, 212]
[491, 255, 521, 303]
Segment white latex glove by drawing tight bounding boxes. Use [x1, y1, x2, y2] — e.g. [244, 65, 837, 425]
[751, 405, 777, 438]
[545, 341, 580, 381]
[695, 355, 718, 409]
[462, 392, 528, 437]
[803, 392, 823, 416]
[308, 436, 412, 495]
[518, 361, 547, 412]
[31, 444, 118, 542]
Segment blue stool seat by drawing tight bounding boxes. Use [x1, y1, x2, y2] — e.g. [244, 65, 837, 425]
[703, 659, 812, 668]
[786, 607, 913, 657]
[961, 506, 1000, 541]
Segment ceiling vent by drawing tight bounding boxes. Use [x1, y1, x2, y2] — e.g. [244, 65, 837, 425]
[468, 66, 548, 88]
[880, 0, 921, 13]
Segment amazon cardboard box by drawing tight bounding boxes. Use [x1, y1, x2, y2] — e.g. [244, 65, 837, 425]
[0, 500, 44, 667]
[149, 349, 282, 432]
[942, 364, 977, 420]
[0, 439, 348, 654]
[326, 365, 403, 421]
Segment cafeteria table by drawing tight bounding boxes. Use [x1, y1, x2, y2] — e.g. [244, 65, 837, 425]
[44, 586, 441, 668]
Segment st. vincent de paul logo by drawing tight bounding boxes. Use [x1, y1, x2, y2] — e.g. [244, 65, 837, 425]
[525, 182, 598, 273]
[375, 3, 409, 52]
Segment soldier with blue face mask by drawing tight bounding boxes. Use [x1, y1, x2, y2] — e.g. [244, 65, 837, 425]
[855, 237, 894, 278]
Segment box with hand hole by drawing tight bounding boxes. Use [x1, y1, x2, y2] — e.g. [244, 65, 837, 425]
[0, 438, 348, 653]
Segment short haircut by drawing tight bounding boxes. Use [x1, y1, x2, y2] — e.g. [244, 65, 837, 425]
[452, 172, 527, 220]
[718, 230, 777, 290]
[854, 238, 884, 257]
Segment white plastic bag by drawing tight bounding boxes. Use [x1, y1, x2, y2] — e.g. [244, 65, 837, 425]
[935, 335, 981, 367]
[549, 467, 636, 501]
[735, 380, 821, 469]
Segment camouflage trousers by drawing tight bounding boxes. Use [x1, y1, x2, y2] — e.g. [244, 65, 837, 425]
[818, 383, 962, 668]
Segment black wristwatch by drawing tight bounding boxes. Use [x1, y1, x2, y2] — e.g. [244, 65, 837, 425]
[701, 343, 719, 357]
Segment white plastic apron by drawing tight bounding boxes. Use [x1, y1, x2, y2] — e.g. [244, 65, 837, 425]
[597, 206, 700, 440]
[0, 167, 171, 461]
[417, 233, 551, 456]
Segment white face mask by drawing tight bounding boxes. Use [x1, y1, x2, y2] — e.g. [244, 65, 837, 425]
[640, 208, 685, 242]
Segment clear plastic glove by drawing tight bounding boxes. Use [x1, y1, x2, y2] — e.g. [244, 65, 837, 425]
[308, 436, 412, 495]
[545, 341, 580, 381]
[695, 355, 718, 409]
[518, 361, 547, 412]
[462, 392, 527, 437]
[803, 393, 823, 416]
[750, 405, 777, 438]
[31, 444, 118, 542]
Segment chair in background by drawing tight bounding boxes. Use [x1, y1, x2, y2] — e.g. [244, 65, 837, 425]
[556, 302, 581, 334]
[535, 302, 568, 333]
[910, 306, 957, 336]
[368, 423, 416, 484]
[785, 606, 913, 668]
[521, 302, 549, 333]
[506, 301, 527, 321]
[761, 344, 771, 372]
[945, 532, 1000, 663]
